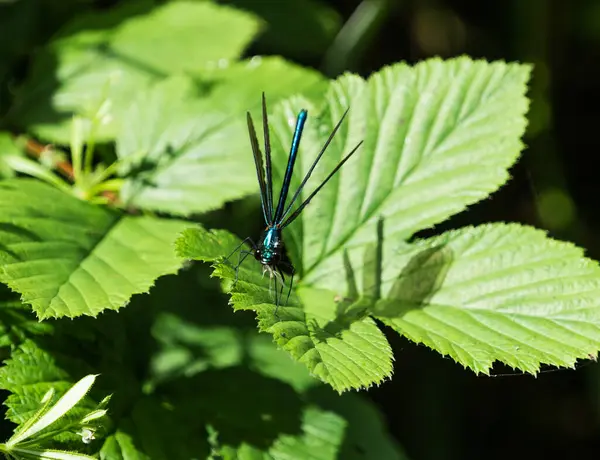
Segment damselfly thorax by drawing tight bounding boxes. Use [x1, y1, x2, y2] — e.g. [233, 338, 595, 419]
[254, 227, 283, 266]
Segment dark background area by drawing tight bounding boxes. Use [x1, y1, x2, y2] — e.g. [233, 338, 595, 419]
[2, 1, 600, 459]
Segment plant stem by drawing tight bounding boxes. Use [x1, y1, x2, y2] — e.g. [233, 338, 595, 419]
[18, 136, 74, 180]
[84, 136, 96, 174]
[321, 0, 395, 77]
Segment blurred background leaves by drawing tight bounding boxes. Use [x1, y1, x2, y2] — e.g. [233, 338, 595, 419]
[1, 1, 600, 459]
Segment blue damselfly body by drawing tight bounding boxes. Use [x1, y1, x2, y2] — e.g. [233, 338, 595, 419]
[227, 94, 363, 316]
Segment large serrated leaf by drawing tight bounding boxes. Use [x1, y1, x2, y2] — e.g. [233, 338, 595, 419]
[274, 57, 531, 285]
[9, 1, 262, 142]
[177, 57, 532, 390]
[117, 59, 326, 216]
[374, 223, 600, 374]
[0, 179, 189, 319]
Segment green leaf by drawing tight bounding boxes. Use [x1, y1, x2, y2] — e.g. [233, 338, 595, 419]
[177, 57, 531, 390]
[274, 57, 531, 285]
[7, 374, 98, 446]
[0, 302, 53, 348]
[0, 340, 96, 426]
[373, 223, 600, 374]
[117, 59, 326, 216]
[305, 388, 406, 460]
[99, 430, 151, 460]
[99, 398, 210, 460]
[269, 407, 346, 459]
[177, 228, 393, 393]
[0, 179, 189, 319]
[9, 449, 96, 460]
[143, 263, 317, 392]
[10, 1, 261, 142]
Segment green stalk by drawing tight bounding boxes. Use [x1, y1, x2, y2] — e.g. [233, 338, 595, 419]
[83, 133, 96, 175]
[70, 116, 85, 183]
[321, 0, 395, 76]
[4, 156, 71, 193]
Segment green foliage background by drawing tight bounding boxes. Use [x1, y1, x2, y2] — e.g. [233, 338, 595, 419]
[0, 1, 600, 459]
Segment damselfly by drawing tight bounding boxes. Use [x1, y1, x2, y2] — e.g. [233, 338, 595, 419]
[227, 94, 363, 315]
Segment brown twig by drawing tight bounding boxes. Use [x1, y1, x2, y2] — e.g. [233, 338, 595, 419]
[22, 137, 75, 181]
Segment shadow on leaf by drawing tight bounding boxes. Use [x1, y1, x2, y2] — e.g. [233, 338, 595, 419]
[311, 217, 454, 337]
[372, 244, 454, 318]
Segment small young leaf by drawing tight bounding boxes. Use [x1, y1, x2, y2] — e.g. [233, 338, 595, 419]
[2, 155, 71, 192]
[0, 179, 190, 319]
[7, 375, 98, 446]
[80, 409, 107, 424]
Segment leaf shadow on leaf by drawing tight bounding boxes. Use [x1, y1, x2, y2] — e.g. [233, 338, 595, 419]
[121, 144, 190, 205]
[92, 41, 168, 79]
[310, 217, 387, 339]
[0, 222, 44, 263]
[312, 216, 455, 339]
[0, 223, 42, 244]
[372, 244, 455, 318]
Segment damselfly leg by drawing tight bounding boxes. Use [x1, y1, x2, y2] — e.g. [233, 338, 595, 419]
[274, 265, 287, 318]
[278, 261, 295, 307]
[225, 237, 255, 285]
